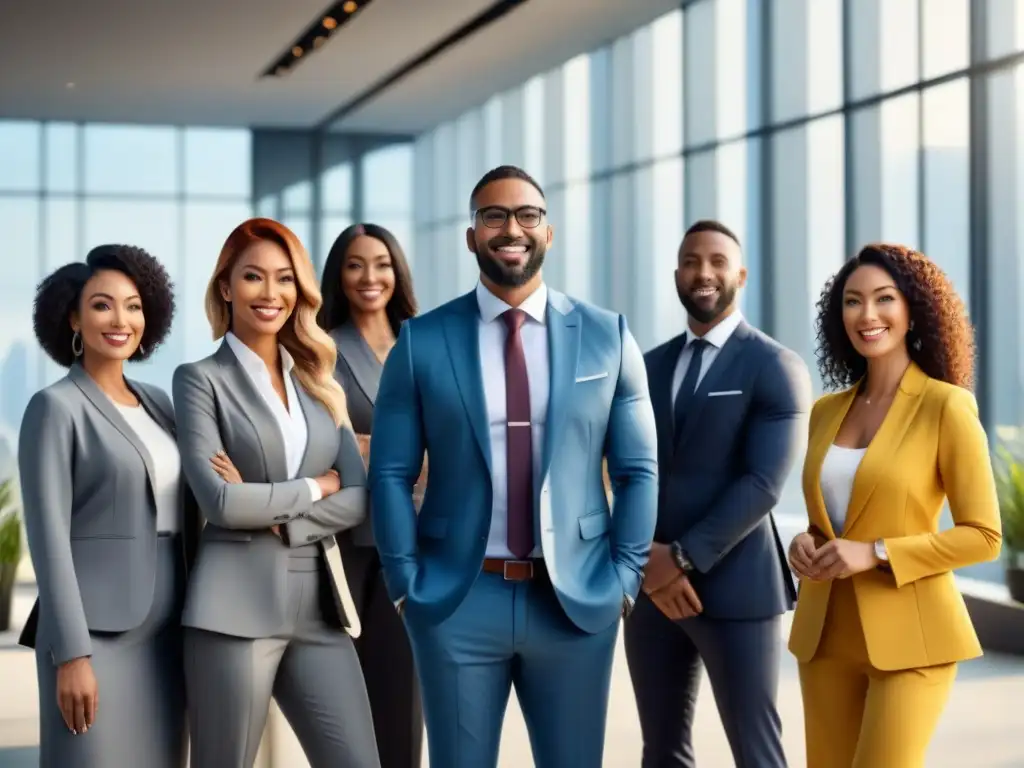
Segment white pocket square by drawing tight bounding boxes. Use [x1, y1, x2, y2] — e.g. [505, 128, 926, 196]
[575, 372, 609, 383]
[707, 390, 742, 397]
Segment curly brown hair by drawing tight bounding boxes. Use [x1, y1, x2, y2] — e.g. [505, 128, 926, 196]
[34, 244, 176, 367]
[814, 244, 974, 391]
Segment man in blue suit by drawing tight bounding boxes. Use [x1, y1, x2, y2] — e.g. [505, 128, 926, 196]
[369, 165, 658, 768]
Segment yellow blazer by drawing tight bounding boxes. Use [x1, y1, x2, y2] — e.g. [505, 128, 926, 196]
[788, 363, 1002, 671]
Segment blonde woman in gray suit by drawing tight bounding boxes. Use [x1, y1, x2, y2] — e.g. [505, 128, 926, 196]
[19, 245, 197, 768]
[173, 217, 379, 768]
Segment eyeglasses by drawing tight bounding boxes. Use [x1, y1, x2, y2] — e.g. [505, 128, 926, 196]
[473, 205, 546, 229]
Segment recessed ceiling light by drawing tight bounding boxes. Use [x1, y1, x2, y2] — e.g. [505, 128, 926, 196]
[261, 0, 375, 79]
[65, 82, 75, 89]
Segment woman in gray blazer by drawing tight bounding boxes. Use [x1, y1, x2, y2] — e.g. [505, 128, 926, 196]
[18, 244, 197, 768]
[173, 217, 379, 768]
[318, 222, 423, 768]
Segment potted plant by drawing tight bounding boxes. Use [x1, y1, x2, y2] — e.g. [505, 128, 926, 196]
[0, 477, 22, 632]
[993, 445, 1024, 602]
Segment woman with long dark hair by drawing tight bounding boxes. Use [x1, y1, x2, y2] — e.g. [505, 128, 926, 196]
[318, 222, 423, 768]
[788, 244, 1002, 767]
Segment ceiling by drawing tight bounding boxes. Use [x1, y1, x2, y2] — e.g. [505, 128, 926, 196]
[0, 0, 679, 134]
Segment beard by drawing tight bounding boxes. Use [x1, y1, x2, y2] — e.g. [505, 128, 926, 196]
[474, 239, 546, 288]
[678, 281, 738, 324]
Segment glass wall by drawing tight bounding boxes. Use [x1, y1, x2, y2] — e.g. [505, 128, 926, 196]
[0, 122, 252, 470]
[409, 0, 1024, 585]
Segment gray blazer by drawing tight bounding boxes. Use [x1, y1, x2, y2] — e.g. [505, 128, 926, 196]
[172, 341, 367, 639]
[330, 323, 381, 547]
[17, 364, 200, 665]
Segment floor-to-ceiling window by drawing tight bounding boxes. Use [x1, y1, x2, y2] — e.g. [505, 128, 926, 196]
[0, 121, 252, 468]
[408, 0, 1024, 585]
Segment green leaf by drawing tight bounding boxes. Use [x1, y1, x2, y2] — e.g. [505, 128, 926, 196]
[0, 478, 21, 565]
[994, 441, 1024, 553]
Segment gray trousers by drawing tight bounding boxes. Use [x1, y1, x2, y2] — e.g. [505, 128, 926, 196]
[36, 534, 188, 768]
[184, 552, 380, 768]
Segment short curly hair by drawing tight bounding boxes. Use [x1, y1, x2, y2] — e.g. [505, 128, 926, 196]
[34, 244, 176, 367]
[815, 243, 974, 391]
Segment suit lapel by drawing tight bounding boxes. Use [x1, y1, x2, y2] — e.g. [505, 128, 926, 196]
[293, 379, 318, 477]
[130, 381, 175, 436]
[841, 363, 927, 534]
[443, 292, 492, 475]
[68, 364, 159, 499]
[652, 334, 685, 469]
[673, 323, 750, 454]
[805, 386, 858, 539]
[332, 323, 382, 406]
[542, 291, 580, 481]
[214, 342, 289, 482]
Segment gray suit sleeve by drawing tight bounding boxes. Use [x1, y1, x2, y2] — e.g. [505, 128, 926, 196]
[18, 391, 92, 665]
[675, 347, 812, 573]
[285, 426, 368, 547]
[172, 364, 314, 529]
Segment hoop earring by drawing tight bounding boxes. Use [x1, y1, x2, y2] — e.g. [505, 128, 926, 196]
[71, 331, 84, 358]
[137, 342, 146, 357]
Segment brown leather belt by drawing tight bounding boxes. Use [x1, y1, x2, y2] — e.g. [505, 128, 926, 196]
[482, 558, 547, 581]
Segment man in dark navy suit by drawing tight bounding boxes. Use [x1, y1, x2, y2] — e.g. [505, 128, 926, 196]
[625, 220, 812, 768]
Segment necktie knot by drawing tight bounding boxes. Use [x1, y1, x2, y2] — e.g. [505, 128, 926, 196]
[689, 337, 708, 352]
[503, 308, 527, 333]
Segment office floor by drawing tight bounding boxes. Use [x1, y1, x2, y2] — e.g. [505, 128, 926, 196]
[3, 515, 1024, 767]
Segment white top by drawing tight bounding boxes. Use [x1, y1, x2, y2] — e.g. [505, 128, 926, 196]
[671, 310, 744, 398]
[476, 280, 549, 559]
[114, 403, 182, 534]
[820, 444, 867, 534]
[225, 332, 322, 501]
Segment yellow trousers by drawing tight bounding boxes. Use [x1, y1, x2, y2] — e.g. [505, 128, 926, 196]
[798, 580, 956, 768]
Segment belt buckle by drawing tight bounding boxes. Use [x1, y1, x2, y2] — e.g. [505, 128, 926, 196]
[503, 560, 533, 581]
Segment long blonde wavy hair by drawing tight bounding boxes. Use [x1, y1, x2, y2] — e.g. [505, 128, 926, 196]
[205, 217, 350, 427]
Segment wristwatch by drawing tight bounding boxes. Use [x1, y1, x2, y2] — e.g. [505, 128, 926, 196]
[873, 539, 889, 562]
[670, 542, 695, 573]
[874, 539, 892, 572]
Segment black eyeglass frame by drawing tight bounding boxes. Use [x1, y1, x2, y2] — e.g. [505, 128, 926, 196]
[472, 205, 548, 229]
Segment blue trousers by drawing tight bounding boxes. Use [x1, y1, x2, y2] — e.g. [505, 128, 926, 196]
[404, 571, 619, 768]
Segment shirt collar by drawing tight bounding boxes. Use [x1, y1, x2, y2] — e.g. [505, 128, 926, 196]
[475, 281, 548, 325]
[688, 310, 743, 349]
[225, 331, 295, 377]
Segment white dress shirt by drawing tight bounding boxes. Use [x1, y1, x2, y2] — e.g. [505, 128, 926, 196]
[114, 402, 182, 533]
[670, 310, 745, 400]
[225, 332, 322, 501]
[476, 281, 549, 559]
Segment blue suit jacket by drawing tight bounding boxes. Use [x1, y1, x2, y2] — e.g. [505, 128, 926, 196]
[368, 288, 658, 634]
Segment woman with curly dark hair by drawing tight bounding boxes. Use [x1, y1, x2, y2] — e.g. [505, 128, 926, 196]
[786, 244, 1002, 767]
[17, 244, 197, 767]
[317, 222, 422, 768]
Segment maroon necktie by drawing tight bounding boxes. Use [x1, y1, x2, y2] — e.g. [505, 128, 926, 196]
[503, 309, 534, 559]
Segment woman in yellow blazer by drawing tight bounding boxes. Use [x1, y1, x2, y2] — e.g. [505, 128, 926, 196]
[787, 243, 1002, 768]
